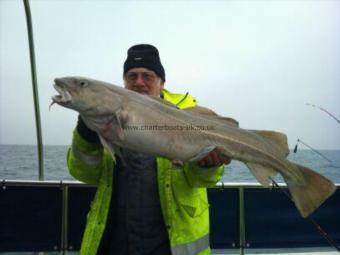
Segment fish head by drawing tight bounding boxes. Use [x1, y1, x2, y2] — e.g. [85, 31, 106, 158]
[52, 76, 122, 116]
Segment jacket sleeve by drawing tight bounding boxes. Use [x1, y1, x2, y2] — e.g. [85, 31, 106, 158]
[67, 128, 110, 185]
[183, 162, 225, 188]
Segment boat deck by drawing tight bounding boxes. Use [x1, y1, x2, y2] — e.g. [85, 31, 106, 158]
[0, 180, 339, 254]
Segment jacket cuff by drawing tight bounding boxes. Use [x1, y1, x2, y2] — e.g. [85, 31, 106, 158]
[76, 115, 100, 144]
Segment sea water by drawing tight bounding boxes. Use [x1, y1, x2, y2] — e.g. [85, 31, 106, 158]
[1, 144, 339, 183]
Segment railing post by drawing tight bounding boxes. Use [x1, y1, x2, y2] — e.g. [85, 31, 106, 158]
[239, 187, 245, 255]
[61, 183, 69, 254]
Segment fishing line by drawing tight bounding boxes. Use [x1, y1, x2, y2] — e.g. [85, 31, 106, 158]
[293, 138, 332, 162]
[269, 178, 340, 252]
[306, 103, 340, 125]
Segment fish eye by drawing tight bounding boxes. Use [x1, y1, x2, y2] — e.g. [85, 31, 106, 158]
[80, 80, 89, 87]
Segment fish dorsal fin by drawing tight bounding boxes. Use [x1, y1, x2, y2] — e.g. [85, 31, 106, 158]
[246, 163, 278, 186]
[185, 105, 217, 116]
[215, 117, 239, 128]
[184, 106, 239, 128]
[149, 95, 180, 109]
[252, 130, 289, 157]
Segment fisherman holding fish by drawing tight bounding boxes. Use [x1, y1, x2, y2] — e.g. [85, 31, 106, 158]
[67, 44, 230, 255]
[54, 44, 335, 254]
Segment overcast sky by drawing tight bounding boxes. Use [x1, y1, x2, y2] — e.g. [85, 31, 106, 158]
[0, 0, 339, 149]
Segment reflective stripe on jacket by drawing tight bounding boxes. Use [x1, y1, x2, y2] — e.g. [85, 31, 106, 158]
[67, 89, 225, 255]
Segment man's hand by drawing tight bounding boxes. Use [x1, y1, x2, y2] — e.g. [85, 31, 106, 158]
[197, 149, 231, 168]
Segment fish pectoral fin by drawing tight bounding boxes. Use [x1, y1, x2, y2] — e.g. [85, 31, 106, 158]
[251, 130, 289, 157]
[246, 163, 278, 187]
[114, 109, 129, 140]
[149, 95, 180, 109]
[99, 136, 128, 166]
[283, 163, 336, 218]
[189, 145, 217, 162]
[99, 135, 117, 162]
[115, 126, 124, 140]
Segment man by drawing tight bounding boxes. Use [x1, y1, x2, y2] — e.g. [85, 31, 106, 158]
[67, 44, 230, 255]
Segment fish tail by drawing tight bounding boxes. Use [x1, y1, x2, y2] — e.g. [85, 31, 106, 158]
[283, 163, 336, 218]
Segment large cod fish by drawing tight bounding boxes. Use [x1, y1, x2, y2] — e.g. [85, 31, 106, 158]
[51, 76, 336, 218]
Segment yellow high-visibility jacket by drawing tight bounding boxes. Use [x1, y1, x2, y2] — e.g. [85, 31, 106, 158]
[67, 89, 225, 255]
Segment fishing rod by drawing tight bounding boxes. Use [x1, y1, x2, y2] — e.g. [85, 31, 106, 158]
[306, 103, 340, 125]
[23, 0, 44, 180]
[293, 138, 332, 162]
[269, 178, 340, 252]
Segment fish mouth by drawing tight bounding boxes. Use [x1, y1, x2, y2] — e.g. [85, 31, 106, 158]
[49, 83, 72, 110]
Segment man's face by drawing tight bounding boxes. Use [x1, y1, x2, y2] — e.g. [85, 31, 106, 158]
[124, 67, 164, 97]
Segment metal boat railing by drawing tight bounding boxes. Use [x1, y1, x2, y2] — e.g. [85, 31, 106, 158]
[0, 180, 339, 254]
